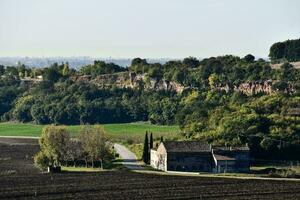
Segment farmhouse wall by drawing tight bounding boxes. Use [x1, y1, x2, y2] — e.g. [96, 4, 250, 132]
[167, 152, 212, 172]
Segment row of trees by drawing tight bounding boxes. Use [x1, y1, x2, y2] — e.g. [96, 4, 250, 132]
[4, 82, 178, 125]
[80, 60, 126, 77]
[269, 38, 300, 62]
[142, 132, 152, 164]
[142, 132, 161, 164]
[34, 125, 113, 170]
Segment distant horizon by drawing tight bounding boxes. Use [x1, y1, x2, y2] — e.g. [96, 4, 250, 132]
[0, 54, 270, 60]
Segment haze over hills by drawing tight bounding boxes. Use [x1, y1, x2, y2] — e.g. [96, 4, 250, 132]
[0, 57, 172, 69]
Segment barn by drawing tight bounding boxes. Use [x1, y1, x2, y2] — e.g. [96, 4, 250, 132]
[151, 141, 250, 173]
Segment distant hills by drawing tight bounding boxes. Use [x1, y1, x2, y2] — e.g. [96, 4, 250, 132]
[0, 57, 172, 69]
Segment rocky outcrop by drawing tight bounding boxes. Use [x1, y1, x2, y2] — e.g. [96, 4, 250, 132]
[71, 73, 296, 95]
[70, 72, 185, 93]
[216, 80, 295, 95]
[234, 80, 273, 95]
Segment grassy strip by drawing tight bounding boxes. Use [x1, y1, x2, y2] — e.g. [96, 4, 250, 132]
[61, 159, 125, 172]
[0, 122, 180, 139]
[61, 166, 102, 172]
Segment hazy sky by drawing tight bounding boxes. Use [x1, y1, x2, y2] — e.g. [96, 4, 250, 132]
[0, 0, 299, 58]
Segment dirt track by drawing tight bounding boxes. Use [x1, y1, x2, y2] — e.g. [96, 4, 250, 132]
[0, 138, 300, 200]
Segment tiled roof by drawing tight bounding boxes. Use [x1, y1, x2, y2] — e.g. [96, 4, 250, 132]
[213, 154, 236, 161]
[163, 141, 211, 153]
[213, 146, 250, 151]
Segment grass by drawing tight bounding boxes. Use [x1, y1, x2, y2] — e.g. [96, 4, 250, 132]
[0, 122, 180, 141]
[61, 166, 103, 172]
[0, 123, 45, 137]
[61, 159, 125, 172]
[0, 122, 179, 137]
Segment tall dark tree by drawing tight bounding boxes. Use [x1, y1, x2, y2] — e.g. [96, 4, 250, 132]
[280, 62, 295, 81]
[131, 58, 148, 66]
[149, 132, 153, 149]
[243, 54, 255, 63]
[142, 131, 149, 164]
[183, 57, 200, 68]
[0, 65, 5, 75]
[43, 68, 61, 82]
[269, 38, 300, 62]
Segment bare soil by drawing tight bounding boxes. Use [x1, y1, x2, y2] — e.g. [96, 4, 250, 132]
[0, 138, 299, 200]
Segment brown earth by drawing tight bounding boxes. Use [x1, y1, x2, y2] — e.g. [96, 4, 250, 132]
[271, 61, 300, 69]
[0, 138, 300, 200]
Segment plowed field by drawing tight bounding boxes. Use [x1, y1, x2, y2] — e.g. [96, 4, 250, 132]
[0, 138, 299, 200]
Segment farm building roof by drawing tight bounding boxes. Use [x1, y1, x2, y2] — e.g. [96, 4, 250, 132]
[162, 141, 211, 153]
[213, 154, 236, 161]
[213, 146, 250, 151]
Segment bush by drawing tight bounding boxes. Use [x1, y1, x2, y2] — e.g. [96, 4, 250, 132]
[34, 151, 50, 171]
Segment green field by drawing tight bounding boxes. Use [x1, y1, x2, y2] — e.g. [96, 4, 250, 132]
[0, 122, 180, 142]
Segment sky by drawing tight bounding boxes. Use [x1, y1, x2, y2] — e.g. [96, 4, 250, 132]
[0, 0, 299, 59]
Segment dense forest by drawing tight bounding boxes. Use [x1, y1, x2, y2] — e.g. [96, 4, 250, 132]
[0, 40, 300, 160]
[269, 38, 300, 62]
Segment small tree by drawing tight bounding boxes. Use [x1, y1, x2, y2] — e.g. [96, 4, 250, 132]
[38, 125, 70, 167]
[62, 62, 69, 76]
[66, 139, 83, 167]
[79, 125, 111, 168]
[160, 136, 164, 143]
[243, 54, 255, 63]
[34, 151, 50, 171]
[142, 131, 149, 164]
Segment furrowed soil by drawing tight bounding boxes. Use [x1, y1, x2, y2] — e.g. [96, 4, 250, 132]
[0, 138, 300, 200]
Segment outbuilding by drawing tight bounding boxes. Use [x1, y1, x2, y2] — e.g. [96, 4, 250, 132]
[151, 141, 250, 173]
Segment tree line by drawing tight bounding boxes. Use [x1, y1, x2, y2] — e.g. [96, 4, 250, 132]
[34, 125, 113, 170]
[269, 38, 300, 63]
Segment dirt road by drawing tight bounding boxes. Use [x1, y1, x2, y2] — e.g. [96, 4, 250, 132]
[113, 143, 142, 170]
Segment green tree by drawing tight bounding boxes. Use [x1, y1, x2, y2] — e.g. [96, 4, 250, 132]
[38, 126, 70, 167]
[183, 57, 200, 68]
[0, 65, 4, 75]
[66, 139, 83, 167]
[62, 62, 69, 76]
[142, 131, 149, 164]
[269, 38, 300, 62]
[208, 73, 219, 88]
[34, 151, 50, 171]
[149, 132, 153, 149]
[79, 125, 111, 168]
[243, 54, 255, 63]
[160, 136, 164, 143]
[280, 62, 295, 81]
[43, 67, 61, 82]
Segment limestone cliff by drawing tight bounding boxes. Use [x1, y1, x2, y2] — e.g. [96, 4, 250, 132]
[70, 72, 296, 95]
[70, 72, 185, 93]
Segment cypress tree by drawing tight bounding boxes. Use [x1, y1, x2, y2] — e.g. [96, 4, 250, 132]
[149, 132, 153, 149]
[160, 136, 164, 143]
[142, 131, 149, 164]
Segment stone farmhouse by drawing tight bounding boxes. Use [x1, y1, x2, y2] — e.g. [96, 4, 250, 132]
[150, 141, 250, 173]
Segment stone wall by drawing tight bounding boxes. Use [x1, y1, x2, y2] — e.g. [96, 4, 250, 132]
[167, 152, 213, 172]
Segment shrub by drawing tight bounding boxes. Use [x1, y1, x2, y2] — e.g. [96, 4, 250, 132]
[34, 151, 50, 171]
